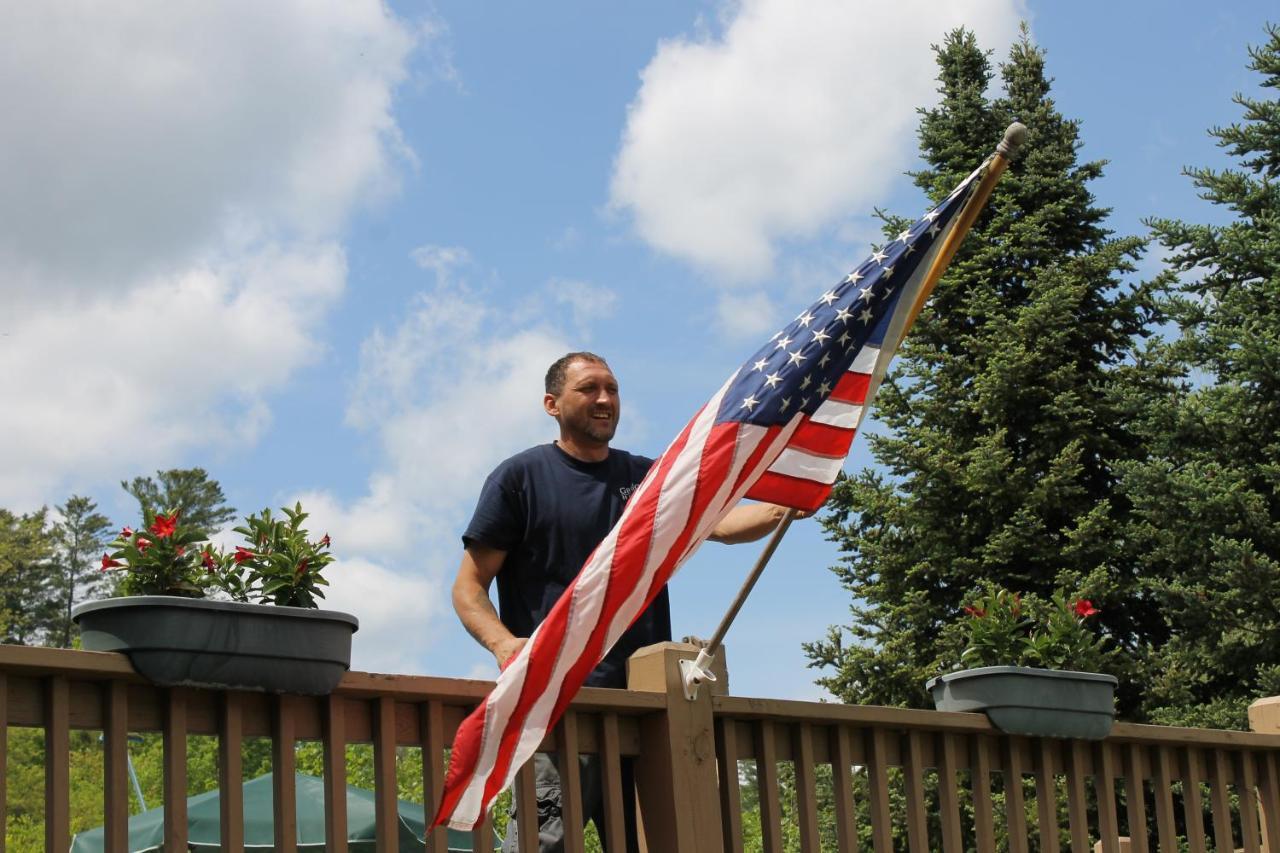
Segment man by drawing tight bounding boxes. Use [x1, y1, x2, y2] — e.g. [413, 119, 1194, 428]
[453, 351, 797, 853]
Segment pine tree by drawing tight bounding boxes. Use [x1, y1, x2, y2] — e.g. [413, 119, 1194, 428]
[122, 468, 236, 539]
[1117, 25, 1280, 729]
[806, 28, 1160, 714]
[49, 495, 113, 648]
[0, 508, 58, 645]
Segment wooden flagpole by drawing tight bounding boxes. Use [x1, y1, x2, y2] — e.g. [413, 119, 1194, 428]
[681, 122, 1028, 700]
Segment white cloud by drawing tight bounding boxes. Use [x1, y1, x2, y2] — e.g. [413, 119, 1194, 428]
[0, 0, 417, 292]
[546, 278, 618, 335]
[323, 556, 439, 675]
[609, 0, 1023, 280]
[0, 1, 424, 508]
[0, 244, 346, 507]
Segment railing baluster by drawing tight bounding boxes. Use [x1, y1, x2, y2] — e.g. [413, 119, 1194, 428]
[273, 695, 299, 853]
[936, 733, 963, 853]
[1210, 749, 1235, 853]
[514, 756, 538, 853]
[756, 719, 784, 853]
[1182, 748, 1208, 852]
[1034, 739, 1061, 853]
[163, 688, 189, 853]
[1259, 752, 1280, 853]
[103, 681, 129, 853]
[865, 727, 894, 853]
[1123, 743, 1149, 853]
[599, 712, 627, 853]
[1095, 741, 1120, 853]
[1003, 737, 1029, 853]
[793, 723, 822, 852]
[831, 726, 858, 853]
[372, 696, 399, 853]
[420, 699, 449, 852]
[1063, 739, 1090, 853]
[973, 735, 997, 853]
[715, 717, 744, 853]
[557, 711, 584, 853]
[1238, 751, 1262, 853]
[1152, 746, 1178, 852]
[903, 730, 928, 852]
[216, 692, 245, 853]
[45, 675, 70, 853]
[322, 693, 348, 853]
[473, 802, 493, 853]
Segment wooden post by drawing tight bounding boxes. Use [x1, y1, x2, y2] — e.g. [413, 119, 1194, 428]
[627, 642, 728, 853]
[1249, 697, 1280, 852]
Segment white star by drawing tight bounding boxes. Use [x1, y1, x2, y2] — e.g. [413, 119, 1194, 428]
[818, 290, 838, 305]
[787, 350, 806, 367]
[818, 380, 832, 395]
[924, 209, 940, 222]
[882, 265, 895, 280]
[858, 285, 874, 302]
[837, 331, 851, 346]
[800, 374, 813, 390]
[801, 395, 812, 408]
[796, 311, 815, 327]
[843, 269, 864, 285]
[859, 308, 874, 325]
[741, 395, 759, 412]
[903, 241, 915, 256]
[780, 397, 792, 413]
[835, 306, 853, 324]
[774, 335, 792, 350]
[881, 284, 896, 300]
[818, 352, 832, 368]
[753, 358, 768, 372]
[897, 229, 912, 243]
[871, 248, 888, 264]
[763, 372, 782, 388]
[929, 222, 942, 238]
[811, 328, 830, 344]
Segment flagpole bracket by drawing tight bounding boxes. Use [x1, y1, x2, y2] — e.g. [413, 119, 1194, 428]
[680, 648, 718, 701]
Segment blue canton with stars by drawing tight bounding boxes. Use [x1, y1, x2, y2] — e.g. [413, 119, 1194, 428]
[716, 167, 985, 427]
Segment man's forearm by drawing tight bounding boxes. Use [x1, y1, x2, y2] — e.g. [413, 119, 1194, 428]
[454, 584, 517, 655]
[710, 502, 791, 544]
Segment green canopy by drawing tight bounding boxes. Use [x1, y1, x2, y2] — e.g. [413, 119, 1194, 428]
[69, 772, 484, 852]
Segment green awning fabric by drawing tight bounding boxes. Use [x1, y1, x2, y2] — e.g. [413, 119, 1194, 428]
[69, 772, 484, 852]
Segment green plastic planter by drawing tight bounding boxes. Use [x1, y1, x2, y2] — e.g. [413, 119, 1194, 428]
[927, 665, 1117, 739]
[73, 596, 359, 695]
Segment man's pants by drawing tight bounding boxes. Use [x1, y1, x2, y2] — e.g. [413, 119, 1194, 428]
[501, 751, 639, 853]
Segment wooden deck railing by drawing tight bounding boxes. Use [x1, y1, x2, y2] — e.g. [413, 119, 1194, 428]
[3, 642, 1280, 852]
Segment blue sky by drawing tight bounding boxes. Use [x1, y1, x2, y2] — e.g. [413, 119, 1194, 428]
[1, 0, 1273, 699]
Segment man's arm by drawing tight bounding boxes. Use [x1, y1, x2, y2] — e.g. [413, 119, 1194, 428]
[709, 501, 808, 544]
[452, 543, 526, 668]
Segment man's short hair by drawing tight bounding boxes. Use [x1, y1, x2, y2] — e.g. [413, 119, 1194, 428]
[545, 352, 610, 396]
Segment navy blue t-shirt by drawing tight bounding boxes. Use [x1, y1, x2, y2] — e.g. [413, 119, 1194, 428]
[462, 443, 666, 688]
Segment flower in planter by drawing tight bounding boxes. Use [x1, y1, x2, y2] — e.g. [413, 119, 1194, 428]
[102, 510, 210, 596]
[949, 582, 1114, 674]
[212, 502, 335, 608]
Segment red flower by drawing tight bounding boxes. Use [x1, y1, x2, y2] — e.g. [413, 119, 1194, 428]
[136, 537, 153, 553]
[1073, 599, 1099, 618]
[176, 546, 186, 557]
[120, 526, 134, 539]
[149, 512, 178, 539]
[963, 605, 987, 618]
[295, 558, 309, 577]
[101, 553, 123, 571]
[233, 546, 255, 564]
[320, 534, 331, 548]
[201, 549, 217, 571]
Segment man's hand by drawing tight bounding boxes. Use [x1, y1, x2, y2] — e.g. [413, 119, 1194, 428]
[493, 636, 528, 670]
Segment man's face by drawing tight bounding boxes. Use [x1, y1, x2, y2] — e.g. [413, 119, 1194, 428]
[546, 359, 620, 445]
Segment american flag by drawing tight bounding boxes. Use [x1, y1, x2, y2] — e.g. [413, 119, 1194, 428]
[433, 160, 989, 831]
